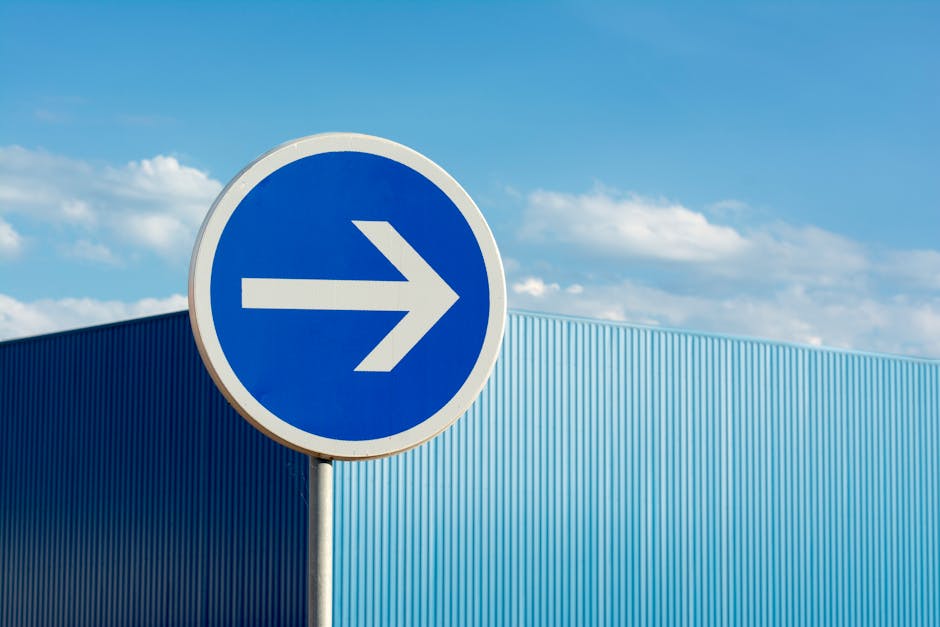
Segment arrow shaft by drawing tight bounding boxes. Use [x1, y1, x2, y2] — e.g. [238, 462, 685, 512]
[242, 278, 415, 312]
[240, 221, 458, 372]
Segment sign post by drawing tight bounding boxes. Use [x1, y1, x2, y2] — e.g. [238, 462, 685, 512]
[189, 133, 505, 622]
[308, 457, 332, 627]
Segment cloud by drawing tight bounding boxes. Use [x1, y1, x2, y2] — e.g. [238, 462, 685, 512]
[61, 239, 121, 265]
[521, 188, 870, 289]
[512, 277, 584, 298]
[0, 293, 187, 341]
[0, 218, 23, 257]
[513, 277, 559, 297]
[120, 213, 191, 254]
[881, 249, 940, 291]
[706, 198, 750, 215]
[104, 155, 219, 225]
[737, 223, 869, 288]
[521, 188, 750, 262]
[0, 146, 222, 261]
[512, 186, 940, 359]
[511, 277, 940, 358]
[60, 199, 96, 227]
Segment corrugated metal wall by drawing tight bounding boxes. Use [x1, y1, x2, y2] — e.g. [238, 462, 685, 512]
[335, 313, 940, 626]
[0, 313, 308, 626]
[2, 310, 938, 625]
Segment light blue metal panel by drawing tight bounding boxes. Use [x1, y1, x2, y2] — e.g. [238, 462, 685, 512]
[332, 311, 940, 626]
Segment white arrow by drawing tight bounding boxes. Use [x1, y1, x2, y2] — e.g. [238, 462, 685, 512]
[241, 220, 459, 372]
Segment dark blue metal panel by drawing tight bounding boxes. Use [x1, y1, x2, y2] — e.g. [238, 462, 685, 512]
[0, 313, 308, 626]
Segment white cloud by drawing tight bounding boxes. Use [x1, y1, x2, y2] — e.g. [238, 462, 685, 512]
[0, 293, 187, 341]
[737, 223, 869, 288]
[707, 198, 750, 215]
[512, 276, 586, 299]
[0, 146, 222, 261]
[511, 186, 940, 359]
[0, 146, 93, 211]
[509, 277, 940, 358]
[60, 199, 96, 227]
[522, 188, 750, 262]
[61, 240, 121, 265]
[513, 277, 560, 297]
[120, 213, 191, 254]
[521, 188, 871, 289]
[0, 218, 23, 257]
[103, 154, 219, 227]
[882, 249, 940, 291]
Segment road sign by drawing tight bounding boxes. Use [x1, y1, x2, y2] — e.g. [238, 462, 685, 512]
[189, 133, 506, 460]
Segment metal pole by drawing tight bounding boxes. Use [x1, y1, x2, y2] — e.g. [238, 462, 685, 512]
[308, 456, 333, 627]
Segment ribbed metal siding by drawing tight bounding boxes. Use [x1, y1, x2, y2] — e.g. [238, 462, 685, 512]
[0, 313, 308, 626]
[334, 312, 940, 626]
[2, 311, 938, 625]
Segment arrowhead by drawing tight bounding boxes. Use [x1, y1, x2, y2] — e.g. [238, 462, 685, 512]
[350, 221, 459, 372]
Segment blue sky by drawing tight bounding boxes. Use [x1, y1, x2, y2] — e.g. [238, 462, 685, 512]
[1, 2, 938, 357]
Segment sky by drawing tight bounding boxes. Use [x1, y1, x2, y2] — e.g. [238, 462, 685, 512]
[1, 1, 938, 358]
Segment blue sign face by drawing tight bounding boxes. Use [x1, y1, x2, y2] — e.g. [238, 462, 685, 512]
[190, 134, 506, 460]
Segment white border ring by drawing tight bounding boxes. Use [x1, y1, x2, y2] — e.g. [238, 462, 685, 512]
[188, 133, 506, 460]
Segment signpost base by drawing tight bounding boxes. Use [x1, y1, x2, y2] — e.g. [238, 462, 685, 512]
[308, 456, 332, 627]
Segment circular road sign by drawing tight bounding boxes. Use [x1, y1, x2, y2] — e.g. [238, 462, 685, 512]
[189, 133, 506, 460]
